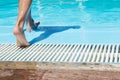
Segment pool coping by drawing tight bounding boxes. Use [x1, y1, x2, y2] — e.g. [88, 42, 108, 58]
[0, 62, 120, 71]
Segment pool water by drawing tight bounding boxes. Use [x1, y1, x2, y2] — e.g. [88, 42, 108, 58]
[0, 0, 120, 44]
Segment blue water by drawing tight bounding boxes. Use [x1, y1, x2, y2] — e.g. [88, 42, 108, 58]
[0, 0, 120, 44]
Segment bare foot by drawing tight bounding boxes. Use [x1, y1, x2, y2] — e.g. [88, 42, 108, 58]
[13, 27, 30, 47]
[26, 19, 40, 32]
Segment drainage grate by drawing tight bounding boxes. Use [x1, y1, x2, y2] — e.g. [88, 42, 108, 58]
[0, 44, 120, 63]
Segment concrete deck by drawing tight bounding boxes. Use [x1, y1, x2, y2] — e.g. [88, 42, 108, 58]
[0, 62, 120, 80]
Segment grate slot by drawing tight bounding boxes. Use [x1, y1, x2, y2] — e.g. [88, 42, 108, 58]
[64, 45, 78, 62]
[114, 45, 119, 63]
[95, 44, 104, 63]
[109, 45, 115, 63]
[82, 44, 91, 62]
[0, 44, 7, 52]
[59, 45, 73, 62]
[117, 45, 120, 63]
[28, 44, 45, 61]
[86, 44, 96, 62]
[55, 44, 70, 62]
[13, 44, 40, 61]
[34, 44, 52, 61]
[0, 45, 17, 61]
[91, 44, 100, 62]
[42, 44, 60, 62]
[78, 44, 88, 62]
[74, 45, 84, 62]
[35, 44, 53, 61]
[17, 45, 38, 61]
[24, 45, 42, 61]
[105, 44, 111, 63]
[100, 45, 107, 63]
[69, 44, 80, 62]
[0, 44, 10, 52]
[1, 45, 19, 61]
[50, 44, 67, 62]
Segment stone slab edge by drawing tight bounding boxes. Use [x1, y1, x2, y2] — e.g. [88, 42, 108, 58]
[0, 62, 120, 71]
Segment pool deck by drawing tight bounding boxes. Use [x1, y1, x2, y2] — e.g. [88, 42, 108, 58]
[0, 62, 120, 80]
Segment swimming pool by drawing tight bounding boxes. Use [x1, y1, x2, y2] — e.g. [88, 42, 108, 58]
[0, 0, 120, 44]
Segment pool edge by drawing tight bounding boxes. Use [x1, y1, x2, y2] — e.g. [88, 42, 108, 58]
[0, 62, 120, 71]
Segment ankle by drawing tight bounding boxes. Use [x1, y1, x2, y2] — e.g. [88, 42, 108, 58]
[13, 25, 23, 36]
[13, 27, 20, 35]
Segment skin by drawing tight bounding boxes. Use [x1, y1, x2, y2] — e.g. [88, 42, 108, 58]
[13, 0, 40, 47]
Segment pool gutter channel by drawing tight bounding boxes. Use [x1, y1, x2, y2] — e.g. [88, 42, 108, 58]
[1, 44, 120, 70]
